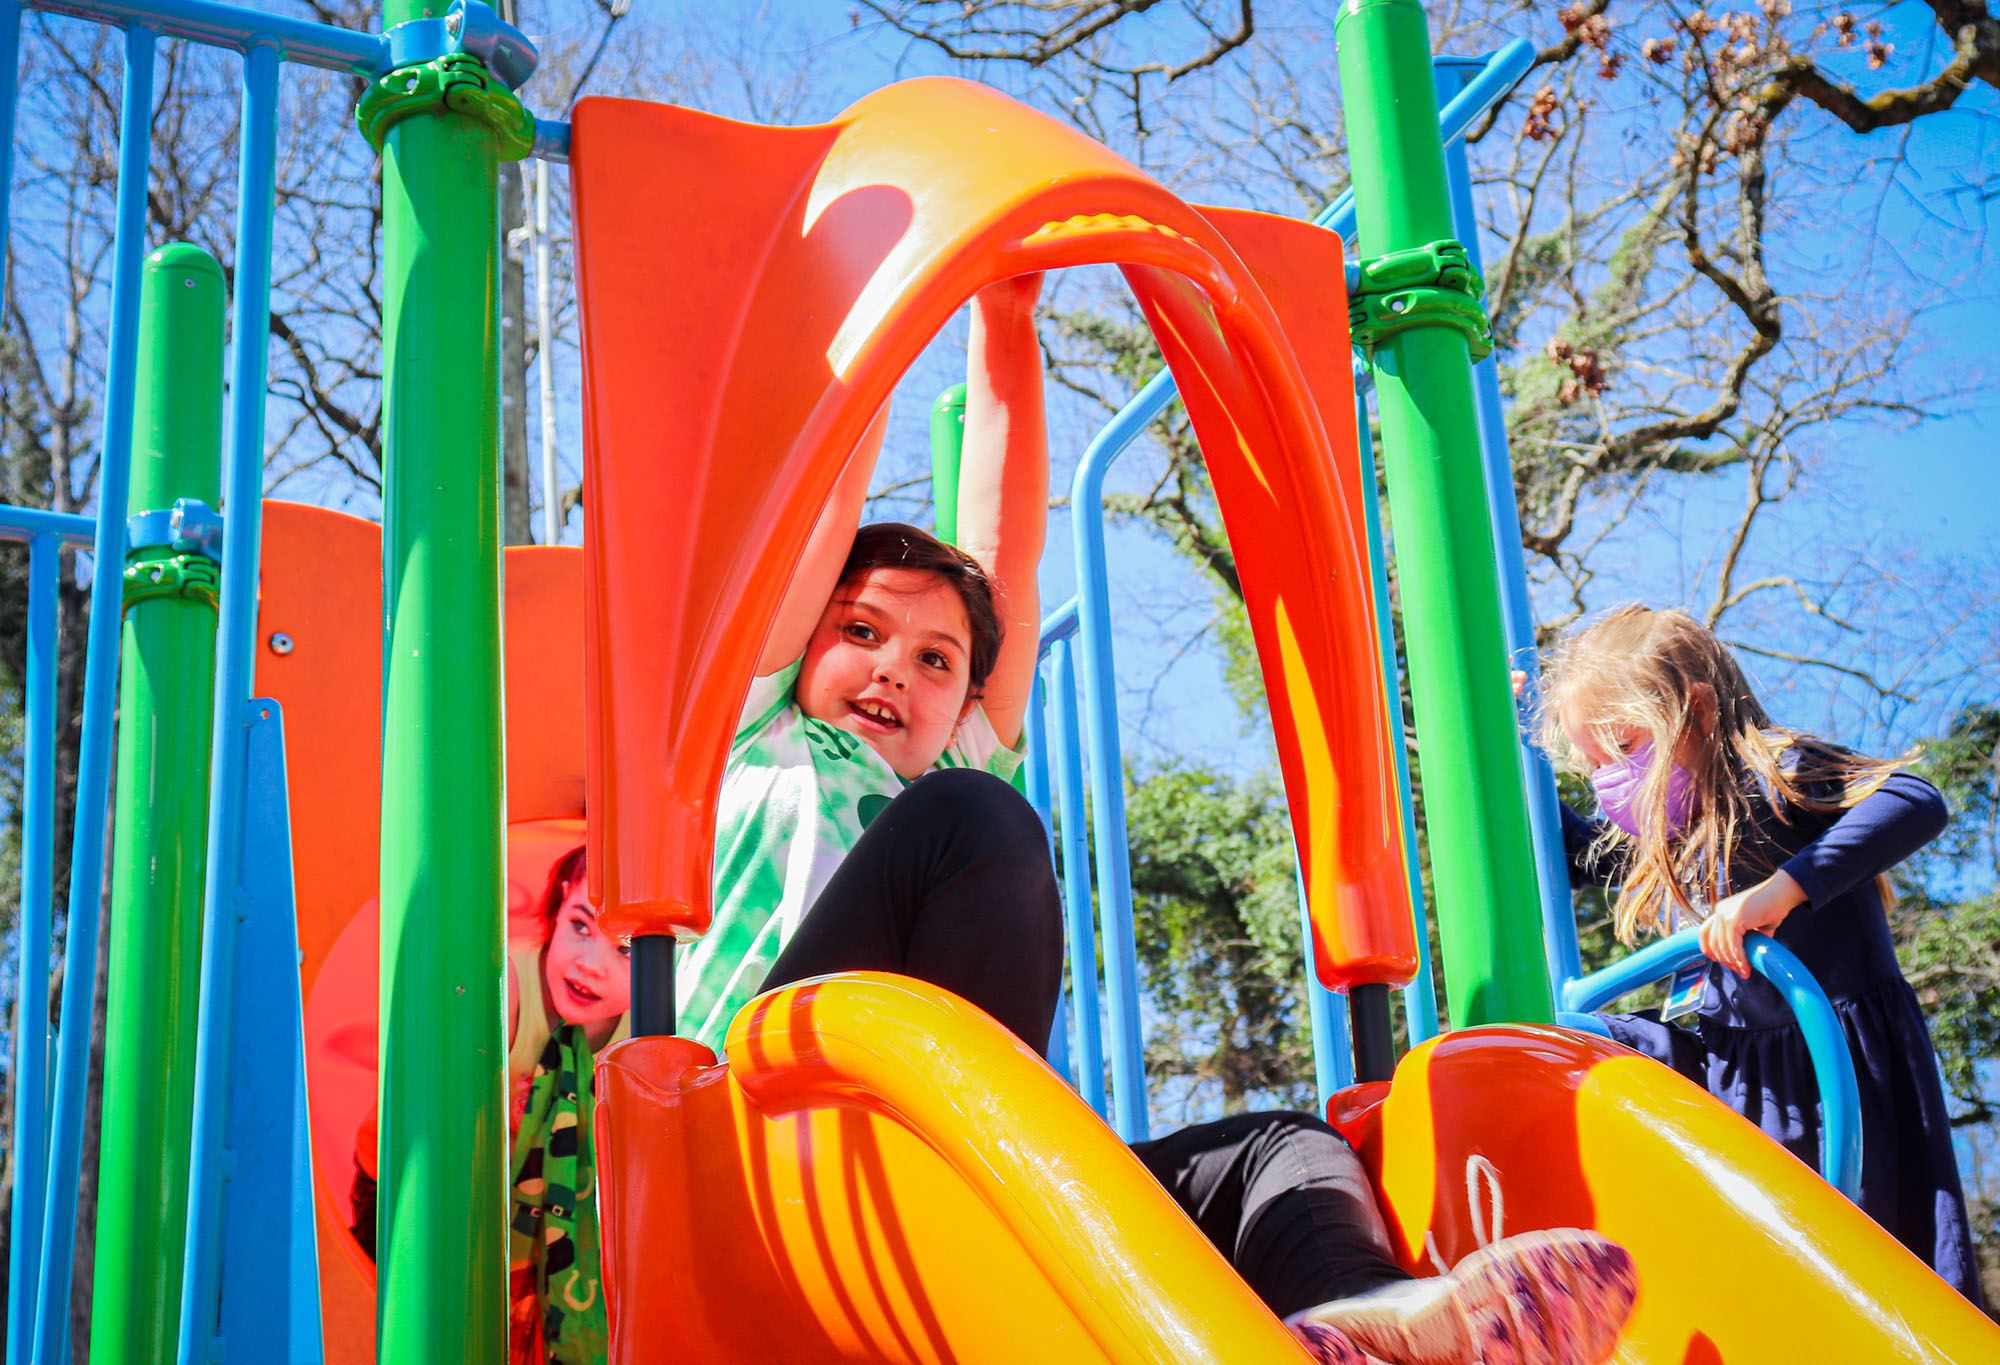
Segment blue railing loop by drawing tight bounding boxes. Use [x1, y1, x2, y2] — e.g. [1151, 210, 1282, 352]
[1560, 928, 1862, 1201]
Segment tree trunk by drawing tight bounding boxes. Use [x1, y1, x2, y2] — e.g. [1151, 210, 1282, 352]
[68, 833, 111, 1362]
[499, 163, 532, 547]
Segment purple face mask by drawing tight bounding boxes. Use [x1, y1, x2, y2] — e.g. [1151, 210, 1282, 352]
[1589, 740, 1695, 839]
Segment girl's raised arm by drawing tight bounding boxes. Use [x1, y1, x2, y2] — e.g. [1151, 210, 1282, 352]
[954, 275, 1048, 747]
[756, 405, 890, 676]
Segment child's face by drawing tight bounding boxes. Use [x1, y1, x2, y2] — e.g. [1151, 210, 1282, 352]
[1563, 702, 1649, 771]
[543, 879, 631, 1026]
[796, 567, 978, 780]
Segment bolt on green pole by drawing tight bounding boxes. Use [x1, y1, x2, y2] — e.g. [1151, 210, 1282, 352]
[90, 242, 225, 1364]
[362, 6, 535, 1358]
[1334, 0, 1554, 1027]
[930, 382, 967, 544]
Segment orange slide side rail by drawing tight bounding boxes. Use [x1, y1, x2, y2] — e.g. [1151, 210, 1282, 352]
[594, 974, 1314, 1362]
[1334, 1026, 2000, 1363]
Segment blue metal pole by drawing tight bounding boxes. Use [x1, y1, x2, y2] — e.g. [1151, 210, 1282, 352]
[1349, 371, 1441, 1043]
[1021, 664, 1068, 1073]
[1435, 59, 1581, 990]
[1048, 635, 1107, 1120]
[8, 531, 61, 1365]
[0, 0, 22, 293]
[177, 38, 281, 1363]
[32, 25, 155, 1360]
[1296, 851, 1353, 1109]
[1023, 664, 1055, 840]
[1071, 374, 1186, 1142]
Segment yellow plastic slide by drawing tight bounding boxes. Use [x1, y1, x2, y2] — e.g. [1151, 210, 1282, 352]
[593, 973, 1997, 1362]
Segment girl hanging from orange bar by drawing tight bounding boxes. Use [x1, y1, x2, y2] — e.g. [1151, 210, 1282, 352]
[677, 274, 1638, 1365]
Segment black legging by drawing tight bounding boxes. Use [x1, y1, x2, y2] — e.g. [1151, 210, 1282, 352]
[759, 767, 1410, 1315]
[760, 766, 1065, 1052]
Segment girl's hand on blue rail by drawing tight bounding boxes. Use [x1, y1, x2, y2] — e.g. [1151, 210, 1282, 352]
[1696, 870, 1806, 978]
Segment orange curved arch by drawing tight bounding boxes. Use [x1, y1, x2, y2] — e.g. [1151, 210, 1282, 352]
[571, 76, 1414, 986]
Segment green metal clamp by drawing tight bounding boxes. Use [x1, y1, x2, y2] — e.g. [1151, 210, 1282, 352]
[123, 553, 220, 611]
[356, 52, 535, 158]
[124, 497, 224, 611]
[1347, 239, 1494, 362]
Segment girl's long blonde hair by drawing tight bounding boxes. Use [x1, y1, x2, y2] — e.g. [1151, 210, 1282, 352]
[1539, 606, 1908, 943]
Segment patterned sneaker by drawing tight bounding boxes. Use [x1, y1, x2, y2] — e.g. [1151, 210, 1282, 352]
[1284, 1319, 1381, 1364]
[1289, 1229, 1636, 1365]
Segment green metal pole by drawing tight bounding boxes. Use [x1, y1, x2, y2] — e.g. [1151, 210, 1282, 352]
[929, 381, 966, 544]
[90, 242, 224, 1363]
[1334, 0, 1553, 1027]
[361, 9, 533, 1358]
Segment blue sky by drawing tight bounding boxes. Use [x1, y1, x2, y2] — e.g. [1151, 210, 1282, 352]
[367, 1, 2000, 761]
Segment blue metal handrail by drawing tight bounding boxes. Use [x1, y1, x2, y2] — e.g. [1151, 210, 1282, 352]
[1020, 658, 1073, 1087]
[0, 506, 96, 544]
[1046, 636, 1108, 1118]
[2, 530, 78, 1365]
[30, 25, 154, 1359]
[0, 512, 90, 1365]
[31, 0, 383, 73]
[1058, 41, 1535, 1135]
[1561, 929, 1863, 1201]
[177, 34, 285, 1361]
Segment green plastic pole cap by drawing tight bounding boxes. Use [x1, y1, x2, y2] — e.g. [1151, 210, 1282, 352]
[1335, 0, 1426, 24]
[143, 241, 224, 282]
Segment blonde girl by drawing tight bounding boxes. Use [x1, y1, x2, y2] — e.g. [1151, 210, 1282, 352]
[1540, 605, 1980, 1305]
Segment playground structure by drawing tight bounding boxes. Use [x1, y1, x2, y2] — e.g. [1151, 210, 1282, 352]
[0, 2, 1995, 1364]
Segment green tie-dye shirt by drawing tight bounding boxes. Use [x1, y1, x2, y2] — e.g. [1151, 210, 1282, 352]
[677, 657, 1023, 1051]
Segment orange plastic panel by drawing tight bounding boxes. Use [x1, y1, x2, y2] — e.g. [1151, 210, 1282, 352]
[593, 973, 1314, 1362]
[571, 78, 1413, 984]
[1331, 1026, 2000, 1362]
[254, 502, 592, 1363]
[253, 503, 382, 1365]
[1160, 205, 1413, 984]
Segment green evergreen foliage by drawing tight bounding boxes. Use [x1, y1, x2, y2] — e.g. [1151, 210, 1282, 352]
[1124, 762, 1316, 1118]
[1896, 703, 2000, 1121]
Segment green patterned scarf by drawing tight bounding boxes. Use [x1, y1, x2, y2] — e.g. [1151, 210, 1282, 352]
[509, 1022, 609, 1364]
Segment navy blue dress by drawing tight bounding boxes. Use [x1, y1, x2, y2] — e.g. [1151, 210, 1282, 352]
[1562, 768, 1985, 1307]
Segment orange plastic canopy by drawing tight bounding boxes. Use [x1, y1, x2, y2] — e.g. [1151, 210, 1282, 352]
[571, 76, 1416, 988]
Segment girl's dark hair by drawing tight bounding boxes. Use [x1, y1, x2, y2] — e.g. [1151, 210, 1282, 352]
[840, 522, 1003, 692]
[540, 845, 588, 932]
